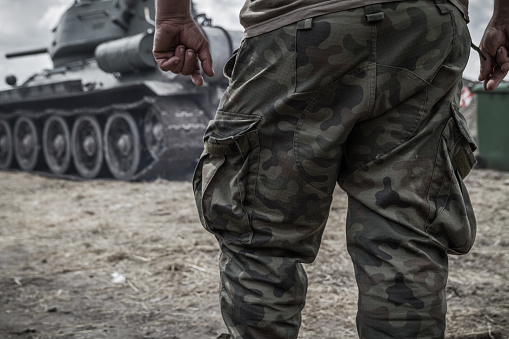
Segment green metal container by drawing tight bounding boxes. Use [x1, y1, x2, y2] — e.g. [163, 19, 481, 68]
[472, 82, 509, 171]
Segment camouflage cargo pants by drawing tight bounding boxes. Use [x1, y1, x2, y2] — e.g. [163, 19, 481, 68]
[193, 0, 477, 337]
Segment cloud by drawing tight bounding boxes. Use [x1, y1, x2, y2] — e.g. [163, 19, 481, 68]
[37, 0, 71, 31]
[194, 0, 244, 31]
[0, 0, 67, 87]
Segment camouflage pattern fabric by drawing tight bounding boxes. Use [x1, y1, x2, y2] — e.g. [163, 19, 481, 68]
[193, 0, 477, 338]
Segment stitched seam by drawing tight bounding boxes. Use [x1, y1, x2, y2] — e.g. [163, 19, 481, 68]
[294, 64, 374, 193]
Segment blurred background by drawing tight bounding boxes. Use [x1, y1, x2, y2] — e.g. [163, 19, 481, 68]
[0, 0, 505, 90]
[0, 0, 242, 89]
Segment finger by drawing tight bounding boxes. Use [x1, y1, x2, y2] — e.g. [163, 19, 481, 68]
[484, 65, 508, 91]
[496, 46, 509, 72]
[479, 53, 495, 81]
[496, 46, 509, 65]
[197, 46, 214, 78]
[485, 46, 509, 91]
[483, 75, 491, 91]
[167, 45, 186, 74]
[191, 64, 204, 87]
[181, 49, 198, 76]
[154, 53, 179, 72]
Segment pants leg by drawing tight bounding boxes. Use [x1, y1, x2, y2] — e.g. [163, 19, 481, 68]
[339, 1, 476, 338]
[193, 1, 476, 338]
[194, 8, 375, 338]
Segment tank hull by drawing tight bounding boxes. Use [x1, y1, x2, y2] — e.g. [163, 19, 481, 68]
[0, 80, 216, 180]
[0, 0, 242, 181]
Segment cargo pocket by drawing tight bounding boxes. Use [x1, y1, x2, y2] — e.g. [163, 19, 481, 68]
[426, 103, 477, 254]
[223, 40, 244, 81]
[193, 112, 261, 245]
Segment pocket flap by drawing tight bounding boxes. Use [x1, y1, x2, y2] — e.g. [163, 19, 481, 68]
[205, 129, 259, 155]
[451, 102, 477, 152]
[450, 103, 477, 179]
[204, 113, 261, 155]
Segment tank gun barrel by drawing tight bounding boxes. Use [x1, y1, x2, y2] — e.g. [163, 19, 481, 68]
[5, 48, 49, 59]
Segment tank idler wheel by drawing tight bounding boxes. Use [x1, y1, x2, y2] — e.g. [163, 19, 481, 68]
[13, 117, 40, 171]
[0, 119, 13, 170]
[144, 106, 165, 159]
[43, 116, 71, 174]
[72, 116, 104, 179]
[104, 112, 141, 180]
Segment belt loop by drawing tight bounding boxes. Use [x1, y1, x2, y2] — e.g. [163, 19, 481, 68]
[365, 4, 384, 23]
[296, 18, 313, 30]
[435, 0, 453, 14]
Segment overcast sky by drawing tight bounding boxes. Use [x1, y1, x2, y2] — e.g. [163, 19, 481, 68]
[0, 0, 503, 90]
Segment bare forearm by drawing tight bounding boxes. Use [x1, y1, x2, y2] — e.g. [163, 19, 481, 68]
[153, 0, 213, 86]
[155, 0, 191, 23]
[493, 0, 509, 18]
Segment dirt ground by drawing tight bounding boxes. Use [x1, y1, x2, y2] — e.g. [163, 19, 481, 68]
[0, 165, 508, 339]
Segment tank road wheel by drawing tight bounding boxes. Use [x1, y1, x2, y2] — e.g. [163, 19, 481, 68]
[43, 116, 71, 174]
[144, 106, 165, 159]
[72, 116, 103, 179]
[104, 112, 141, 180]
[13, 117, 40, 171]
[0, 120, 13, 170]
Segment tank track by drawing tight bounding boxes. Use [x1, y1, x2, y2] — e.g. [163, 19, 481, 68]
[0, 96, 209, 181]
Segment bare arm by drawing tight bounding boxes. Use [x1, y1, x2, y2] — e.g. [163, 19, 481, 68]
[478, 0, 509, 91]
[153, 0, 214, 86]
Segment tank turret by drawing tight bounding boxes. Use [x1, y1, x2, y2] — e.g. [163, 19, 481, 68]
[0, 0, 242, 181]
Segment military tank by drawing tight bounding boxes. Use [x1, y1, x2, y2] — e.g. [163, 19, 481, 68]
[0, 0, 242, 180]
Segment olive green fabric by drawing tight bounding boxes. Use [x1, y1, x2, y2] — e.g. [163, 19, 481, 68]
[194, 1, 476, 338]
[240, 0, 469, 37]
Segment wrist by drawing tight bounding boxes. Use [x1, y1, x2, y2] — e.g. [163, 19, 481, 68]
[155, 0, 192, 23]
[493, 0, 509, 19]
[155, 16, 194, 28]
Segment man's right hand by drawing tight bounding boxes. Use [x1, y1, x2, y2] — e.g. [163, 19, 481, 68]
[478, 1, 509, 91]
[153, 3, 214, 87]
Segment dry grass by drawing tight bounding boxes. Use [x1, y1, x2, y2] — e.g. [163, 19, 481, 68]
[0, 168, 508, 338]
